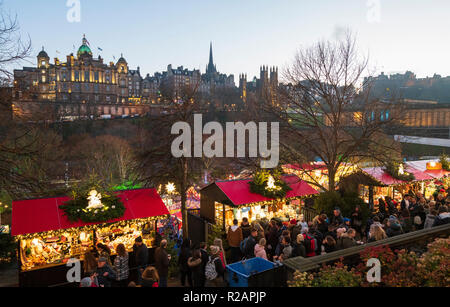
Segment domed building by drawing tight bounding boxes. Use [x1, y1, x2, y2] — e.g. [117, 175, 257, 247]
[77, 35, 93, 58]
[13, 35, 149, 118]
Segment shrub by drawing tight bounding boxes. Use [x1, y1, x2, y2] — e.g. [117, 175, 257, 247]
[288, 271, 315, 287]
[0, 233, 16, 265]
[415, 238, 450, 287]
[314, 261, 363, 287]
[314, 191, 370, 223]
[289, 260, 362, 288]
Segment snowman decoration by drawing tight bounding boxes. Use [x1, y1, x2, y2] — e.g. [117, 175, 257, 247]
[86, 190, 104, 210]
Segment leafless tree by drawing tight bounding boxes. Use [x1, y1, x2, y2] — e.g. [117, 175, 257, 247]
[137, 80, 212, 238]
[262, 32, 403, 192]
[0, 6, 42, 198]
[66, 134, 138, 188]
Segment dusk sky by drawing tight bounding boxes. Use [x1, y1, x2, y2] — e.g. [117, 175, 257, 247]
[5, 0, 450, 82]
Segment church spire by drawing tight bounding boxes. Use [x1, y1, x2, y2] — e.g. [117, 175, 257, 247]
[207, 42, 216, 74]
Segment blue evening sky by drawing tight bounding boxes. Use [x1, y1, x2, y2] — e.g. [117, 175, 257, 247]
[4, 0, 450, 82]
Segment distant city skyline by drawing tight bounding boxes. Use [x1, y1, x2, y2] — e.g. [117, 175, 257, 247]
[5, 0, 450, 82]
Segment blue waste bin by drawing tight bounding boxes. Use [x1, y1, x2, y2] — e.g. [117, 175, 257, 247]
[226, 257, 283, 287]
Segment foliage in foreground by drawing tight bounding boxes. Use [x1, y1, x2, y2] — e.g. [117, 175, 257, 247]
[288, 237, 450, 287]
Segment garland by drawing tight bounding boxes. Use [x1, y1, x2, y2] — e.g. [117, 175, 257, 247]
[60, 186, 126, 223]
[439, 154, 450, 171]
[384, 162, 415, 182]
[249, 170, 292, 199]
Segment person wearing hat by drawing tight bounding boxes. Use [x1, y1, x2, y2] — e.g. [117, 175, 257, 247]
[205, 245, 225, 287]
[95, 256, 117, 287]
[80, 275, 98, 287]
[386, 216, 404, 238]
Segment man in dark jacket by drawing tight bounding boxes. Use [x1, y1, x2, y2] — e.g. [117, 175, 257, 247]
[400, 194, 411, 211]
[199, 242, 209, 287]
[331, 208, 344, 227]
[243, 228, 258, 259]
[155, 240, 171, 287]
[96, 257, 117, 287]
[133, 236, 148, 285]
[240, 218, 252, 239]
[267, 220, 280, 259]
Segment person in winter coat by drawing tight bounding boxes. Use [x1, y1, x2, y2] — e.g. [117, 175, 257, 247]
[274, 236, 292, 262]
[96, 243, 112, 266]
[291, 234, 306, 258]
[155, 240, 171, 287]
[83, 251, 98, 277]
[432, 206, 450, 227]
[213, 238, 227, 268]
[240, 218, 252, 239]
[227, 219, 243, 263]
[254, 238, 268, 259]
[336, 229, 357, 250]
[96, 257, 117, 287]
[424, 209, 438, 229]
[178, 239, 193, 287]
[331, 208, 344, 228]
[316, 214, 329, 235]
[188, 249, 204, 287]
[386, 216, 404, 237]
[321, 236, 337, 254]
[205, 246, 225, 287]
[243, 228, 258, 259]
[368, 224, 387, 243]
[113, 243, 129, 287]
[133, 236, 148, 285]
[267, 220, 280, 259]
[141, 266, 159, 287]
[199, 242, 209, 287]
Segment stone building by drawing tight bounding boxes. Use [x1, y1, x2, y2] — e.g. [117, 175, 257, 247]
[239, 66, 279, 104]
[12, 35, 151, 119]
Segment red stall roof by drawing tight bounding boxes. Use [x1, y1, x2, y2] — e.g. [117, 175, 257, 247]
[12, 189, 169, 236]
[362, 166, 434, 186]
[425, 169, 450, 179]
[214, 175, 318, 206]
[284, 163, 327, 172]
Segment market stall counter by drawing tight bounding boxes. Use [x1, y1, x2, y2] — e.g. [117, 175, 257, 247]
[12, 188, 169, 287]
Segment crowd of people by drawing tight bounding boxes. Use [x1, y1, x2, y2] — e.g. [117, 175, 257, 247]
[78, 236, 169, 288]
[77, 190, 450, 287]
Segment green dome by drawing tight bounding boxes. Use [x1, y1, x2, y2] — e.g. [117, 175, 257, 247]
[77, 35, 93, 58]
[77, 44, 92, 57]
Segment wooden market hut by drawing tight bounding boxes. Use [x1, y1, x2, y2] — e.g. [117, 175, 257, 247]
[12, 188, 170, 287]
[339, 165, 434, 208]
[200, 175, 319, 229]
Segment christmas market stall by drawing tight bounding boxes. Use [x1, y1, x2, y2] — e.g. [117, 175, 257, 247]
[282, 162, 358, 192]
[11, 188, 169, 287]
[200, 172, 319, 230]
[340, 163, 434, 210]
[406, 160, 450, 199]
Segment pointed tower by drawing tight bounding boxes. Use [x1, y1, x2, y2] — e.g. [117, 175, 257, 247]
[206, 42, 217, 75]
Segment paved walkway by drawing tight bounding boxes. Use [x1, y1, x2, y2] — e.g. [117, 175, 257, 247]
[0, 264, 19, 287]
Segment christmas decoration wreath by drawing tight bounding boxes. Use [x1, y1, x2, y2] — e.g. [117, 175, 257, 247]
[60, 184, 125, 223]
[249, 170, 291, 199]
[384, 162, 415, 182]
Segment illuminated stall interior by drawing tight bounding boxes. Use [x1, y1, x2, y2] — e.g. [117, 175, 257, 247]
[340, 164, 435, 210]
[282, 162, 357, 191]
[200, 175, 318, 230]
[12, 189, 169, 272]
